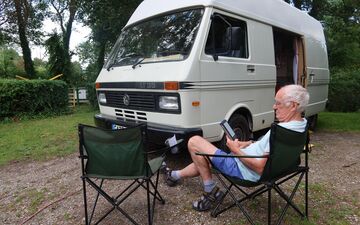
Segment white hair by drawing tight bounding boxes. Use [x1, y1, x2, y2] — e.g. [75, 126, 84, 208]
[281, 85, 310, 112]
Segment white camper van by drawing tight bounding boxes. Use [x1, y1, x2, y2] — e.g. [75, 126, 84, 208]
[94, 0, 329, 147]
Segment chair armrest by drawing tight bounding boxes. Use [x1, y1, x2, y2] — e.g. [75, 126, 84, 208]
[195, 152, 269, 159]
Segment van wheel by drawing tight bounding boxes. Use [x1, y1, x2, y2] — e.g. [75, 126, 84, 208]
[218, 114, 251, 152]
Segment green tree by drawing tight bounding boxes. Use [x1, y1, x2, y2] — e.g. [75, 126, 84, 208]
[13, 0, 36, 78]
[47, 0, 79, 84]
[45, 32, 64, 78]
[0, 46, 26, 78]
[0, 0, 46, 79]
[322, 0, 360, 69]
[76, 40, 98, 82]
[33, 57, 48, 79]
[78, 0, 142, 74]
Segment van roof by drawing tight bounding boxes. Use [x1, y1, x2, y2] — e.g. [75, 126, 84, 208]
[126, 0, 325, 41]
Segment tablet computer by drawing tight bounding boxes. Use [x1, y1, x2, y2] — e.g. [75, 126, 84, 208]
[220, 120, 237, 141]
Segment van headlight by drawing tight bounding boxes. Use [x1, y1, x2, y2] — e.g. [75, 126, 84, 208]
[159, 96, 179, 110]
[98, 93, 107, 104]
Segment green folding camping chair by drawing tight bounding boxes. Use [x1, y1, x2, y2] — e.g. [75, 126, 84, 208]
[197, 123, 310, 225]
[78, 123, 172, 225]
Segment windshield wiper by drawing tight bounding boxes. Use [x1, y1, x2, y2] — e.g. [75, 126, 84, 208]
[106, 61, 118, 71]
[132, 57, 145, 69]
[107, 53, 144, 71]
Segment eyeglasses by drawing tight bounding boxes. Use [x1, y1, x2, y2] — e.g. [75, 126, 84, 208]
[274, 100, 299, 107]
[274, 100, 286, 106]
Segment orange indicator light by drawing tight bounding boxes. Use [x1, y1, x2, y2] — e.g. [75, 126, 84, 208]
[192, 101, 200, 107]
[164, 81, 179, 90]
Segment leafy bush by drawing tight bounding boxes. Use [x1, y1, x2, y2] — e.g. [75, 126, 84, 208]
[327, 69, 360, 112]
[0, 79, 69, 119]
[86, 82, 99, 109]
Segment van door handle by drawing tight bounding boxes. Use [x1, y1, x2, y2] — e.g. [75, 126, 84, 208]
[247, 65, 255, 73]
[309, 73, 315, 83]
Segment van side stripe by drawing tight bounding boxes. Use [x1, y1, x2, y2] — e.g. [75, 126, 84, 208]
[98, 80, 275, 90]
[100, 82, 164, 89]
[180, 80, 276, 89]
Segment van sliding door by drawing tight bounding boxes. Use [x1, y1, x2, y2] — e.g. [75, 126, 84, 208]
[273, 29, 306, 91]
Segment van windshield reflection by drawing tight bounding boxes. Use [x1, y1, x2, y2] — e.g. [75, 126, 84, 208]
[104, 8, 203, 69]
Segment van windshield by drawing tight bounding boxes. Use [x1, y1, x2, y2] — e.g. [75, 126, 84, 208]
[104, 8, 203, 69]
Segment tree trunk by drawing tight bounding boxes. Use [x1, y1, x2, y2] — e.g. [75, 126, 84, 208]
[13, 0, 36, 78]
[96, 41, 106, 74]
[62, 0, 77, 84]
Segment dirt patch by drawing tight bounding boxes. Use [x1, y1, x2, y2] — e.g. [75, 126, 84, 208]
[0, 131, 359, 225]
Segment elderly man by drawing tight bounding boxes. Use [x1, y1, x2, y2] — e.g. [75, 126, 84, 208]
[165, 84, 310, 212]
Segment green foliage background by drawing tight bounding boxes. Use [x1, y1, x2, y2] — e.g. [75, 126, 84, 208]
[327, 69, 360, 112]
[0, 79, 69, 119]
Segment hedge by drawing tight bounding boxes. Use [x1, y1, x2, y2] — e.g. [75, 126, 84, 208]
[0, 79, 69, 119]
[327, 69, 360, 112]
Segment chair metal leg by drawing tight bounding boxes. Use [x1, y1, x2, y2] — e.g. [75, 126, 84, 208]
[137, 178, 164, 203]
[277, 173, 305, 215]
[89, 179, 105, 224]
[214, 173, 255, 224]
[305, 167, 309, 218]
[149, 171, 165, 203]
[268, 187, 271, 225]
[86, 177, 139, 225]
[116, 180, 140, 200]
[274, 172, 305, 225]
[82, 176, 89, 225]
[146, 179, 152, 225]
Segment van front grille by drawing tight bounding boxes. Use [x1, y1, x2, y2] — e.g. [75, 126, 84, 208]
[103, 91, 156, 111]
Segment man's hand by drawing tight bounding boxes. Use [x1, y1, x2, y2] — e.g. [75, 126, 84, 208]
[226, 136, 266, 175]
[226, 136, 241, 153]
[226, 136, 252, 153]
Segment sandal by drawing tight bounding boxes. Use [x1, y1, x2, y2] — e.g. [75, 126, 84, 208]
[165, 169, 179, 187]
[192, 186, 224, 212]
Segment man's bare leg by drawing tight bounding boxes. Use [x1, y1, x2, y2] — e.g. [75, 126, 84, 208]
[186, 135, 217, 182]
[165, 135, 223, 211]
[166, 136, 218, 189]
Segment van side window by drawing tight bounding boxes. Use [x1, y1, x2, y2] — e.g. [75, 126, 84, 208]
[205, 14, 248, 58]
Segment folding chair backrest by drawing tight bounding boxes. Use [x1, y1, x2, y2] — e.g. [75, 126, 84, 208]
[260, 123, 308, 181]
[79, 124, 148, 179]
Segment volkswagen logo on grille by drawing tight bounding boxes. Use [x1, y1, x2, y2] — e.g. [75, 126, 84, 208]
[123, 94, 130, 106]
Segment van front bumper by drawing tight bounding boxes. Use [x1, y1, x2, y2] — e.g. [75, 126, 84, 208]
[94, 114, 202, 149]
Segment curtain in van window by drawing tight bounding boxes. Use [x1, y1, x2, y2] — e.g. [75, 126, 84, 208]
[293, 40, 298, 84]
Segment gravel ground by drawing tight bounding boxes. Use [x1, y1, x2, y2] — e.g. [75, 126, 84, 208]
[0, 131, 359, 225]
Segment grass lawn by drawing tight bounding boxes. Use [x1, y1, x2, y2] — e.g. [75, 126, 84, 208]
[317, 111, 360, 132]
[0, 105, 96, 166]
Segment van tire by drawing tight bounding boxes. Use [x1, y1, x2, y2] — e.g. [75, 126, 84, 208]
[218, 114, 251, 152]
